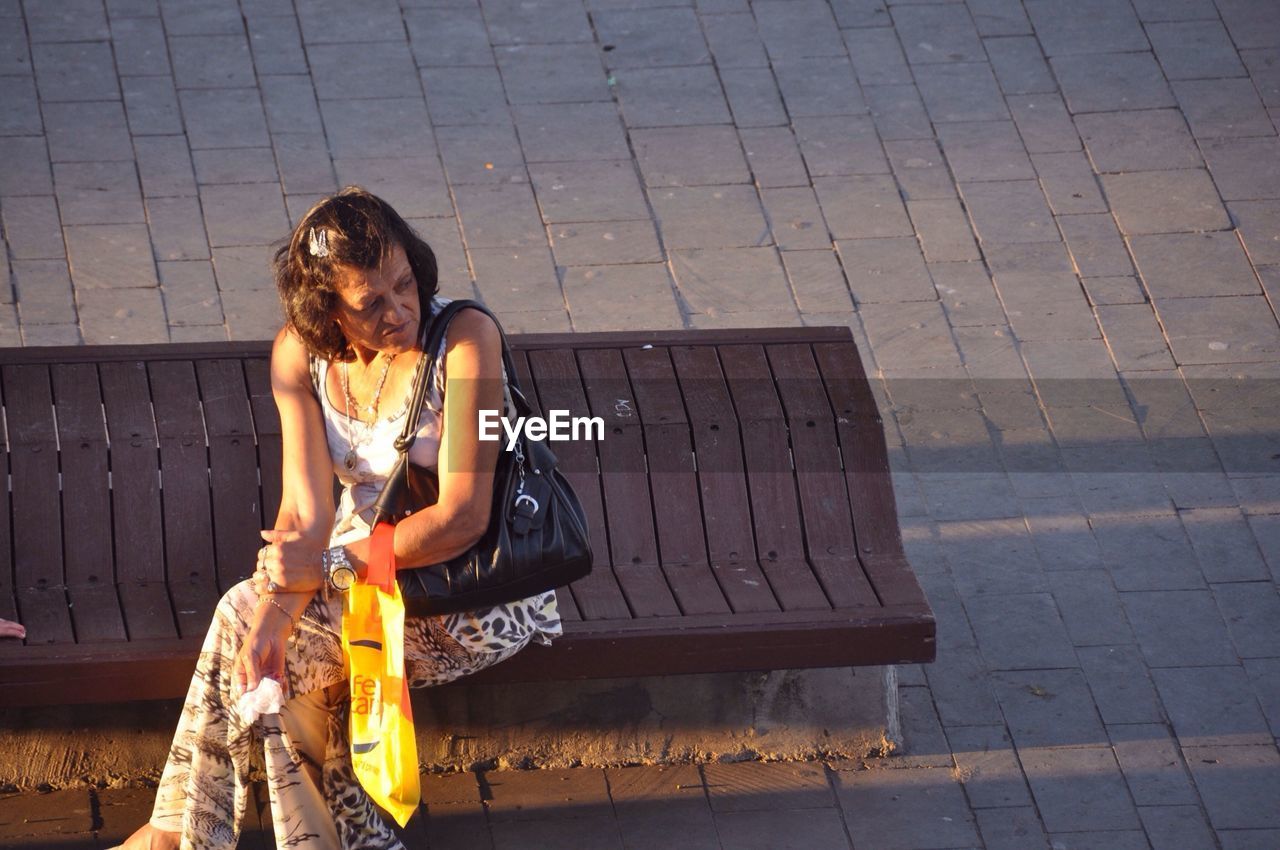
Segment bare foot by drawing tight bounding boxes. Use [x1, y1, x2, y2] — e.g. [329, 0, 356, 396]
[109, 822, 181, 850]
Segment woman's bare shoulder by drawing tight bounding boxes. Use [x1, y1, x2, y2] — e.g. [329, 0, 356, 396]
[270, 325, 315, 393]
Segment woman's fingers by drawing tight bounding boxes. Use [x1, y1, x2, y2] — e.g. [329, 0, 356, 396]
[0, 618, 25, 639]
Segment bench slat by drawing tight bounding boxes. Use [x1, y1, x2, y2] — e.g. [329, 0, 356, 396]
[579, 348, 682, 618]
[51, 364, 127, 641]
[148, 361, 221, 636]
[243, 359, 284, 528]
[196, 360, 264, 592]
[100, 361, 177, 640]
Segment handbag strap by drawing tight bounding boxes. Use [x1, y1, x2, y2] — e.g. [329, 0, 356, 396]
[392, 298, 524, 455]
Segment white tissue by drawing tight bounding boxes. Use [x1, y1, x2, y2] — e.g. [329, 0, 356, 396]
[236, 677, 284, 724]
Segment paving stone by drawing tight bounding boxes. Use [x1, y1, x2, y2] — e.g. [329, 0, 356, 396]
[1154, 292, 1280, 362]
[529, 160, 649, 224]
[702, 760, 834, 812]
[614, 65, 730, 127]
[485, 766, 613, 821]
[842, 26, 912, 86]
[884, 139, 957, 201]
[498, 44, 611, 106]
[119, 75, 183, 137]
[1122, 588, 1236, 668]
[759, 187, 830, 251]
[402, 6, 489, 67]
[21, 321, 82, 345]
[919, 473, 1023, 524]
[43, 101, 134, 162]
[0, 76, 39, 137]
[669, 246, 794, 315]
[1081, 276, 1145, 306]
[210, 244, 276, 292]
[1049, 561, 1133, 640]
[0, 788, 96, 844]
[146, 195, 210, 261]
[1141, 803, 1224, 849]
[863, 83, 935, 141]
[1177, 742, 1280, 829]
[489, 816, 621, 848]
[914, 61, 1009, 122]
[1130, 0, 1219, 22]
[560, 264, 681, 331]
[719, 67, 789, 128]
[829, 236, 931, 303]
[512, 103, 630, 164]
[480, 0, 593, 46]
[132, 135, 198, 199]
[632, 125, 750, 188]
[1212, 580, 1280, 660]
[701, 12, 769, 69]
[945, 725, 1034, 809]
[924, 643, 1007, 726]
[170, 33, 255, 90]
[1051, 52, 1176, 114]
[960, 180, 1058, 244]
[827, 0, 890, 28]
[545, 220, 660, 267]
[687, 305, 802, 328]
[831, 758, 980, 850]
[195, 184, 287, 250]
[1147, 20, 1247, 81]
[110, 15, 171, 76]
[739, 126, 810, 188]
[780, 249, 854, 313]
[1105, 724, 1201, 810]
[655, 185, 762, 249]
[859, 300, 962, 367]
[751, 0, 846, 61]
[1155, 665, 1275, 749]
[1229, 201, 1280, 265]
[1217, 0, 1280, 50]
[892, 2, 985, 65]
[814, 175, 911, 239]
[53, 161, 145, 228]
[1172, 78, 1276, 140]
[717, 806, 853, 848]
[967, 0, 1032, 37]
[793, 115, 889, 177]
[322, 99, 436, 160]
[158, 259, 224, 326]
[220, 282, 285, 340]
[1202, 137, 1280, 200]
[421, 65, 509, 126]
[1057, 214, 1134, 279]
[310, 40, 421, 101]
[31, 41, 118, 103]
[1080, 650, 1165, 726]
[594, 7, 709, 68]
[293, 0, 400, 43]
[1076, 109, 1202, 173]
[1095, 304, 1176, 371]
[245, 14, 308, 76]
[1021, 745, 1141, 833]
[435, 123, 527, 186]
[274, 134, 337, 196]
[259, 75, 324, 136]
[774, 56, 866, 117]
[191, 147, 279, 185]
[968, 590, 1079, 668]
[2, 195, 64, 259]
[984, 35, 1056, 95]
[0, 136, 52, 195]
[937, 120, 1035, 182]
[469, 246, 566, 314]
[1104, 171, 1231, 236]
[1090, 511, 1205, 590]
[1244, 655, 1280, 736]
[931, 261, 1005, 326]
[180, 88, 271, 149]
[907, 198, 979, 262]
[1006, 93, 1081, 154]
[12, 259, 76, 326]
[1024, 0, 1149, 56]
[453, 182, 549, 250]
[972, 806, 1052, 850]
[78, 285, 170, 343]
[1241, 47, 1280, 108]
[1182, 506, 1273, 583]
[1128, 233, 1258, 301]
[333, 158, 451, 219]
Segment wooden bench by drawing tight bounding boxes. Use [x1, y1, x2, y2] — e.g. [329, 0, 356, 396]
[0, 326, 935, 708]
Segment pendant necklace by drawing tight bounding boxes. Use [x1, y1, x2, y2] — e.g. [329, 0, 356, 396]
[339, 351, 396, 472]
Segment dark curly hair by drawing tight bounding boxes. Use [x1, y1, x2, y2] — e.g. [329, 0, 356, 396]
[273, 186, 439, 362]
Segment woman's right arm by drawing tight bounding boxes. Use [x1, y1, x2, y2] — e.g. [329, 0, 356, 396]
[269, 325, 336, 546]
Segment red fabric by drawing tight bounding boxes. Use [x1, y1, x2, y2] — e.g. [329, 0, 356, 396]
[366, 521, 398, 594]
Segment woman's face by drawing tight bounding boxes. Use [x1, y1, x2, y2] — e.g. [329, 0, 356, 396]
[331, 240, 421, 357]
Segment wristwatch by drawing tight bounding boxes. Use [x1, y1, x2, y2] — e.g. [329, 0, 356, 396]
[323, 546, 357, 592]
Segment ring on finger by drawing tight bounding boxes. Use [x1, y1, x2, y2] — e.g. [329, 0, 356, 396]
[267, 580, 279, 593]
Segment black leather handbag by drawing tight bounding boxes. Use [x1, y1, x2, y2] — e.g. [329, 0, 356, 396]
[369, 298, 593, 617]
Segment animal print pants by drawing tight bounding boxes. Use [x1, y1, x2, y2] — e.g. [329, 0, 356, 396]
[146, 579, 534, 850]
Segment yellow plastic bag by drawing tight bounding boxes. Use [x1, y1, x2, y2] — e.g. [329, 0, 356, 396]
[340, 523, 420, 827]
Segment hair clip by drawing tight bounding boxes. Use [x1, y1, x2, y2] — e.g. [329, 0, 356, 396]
[308, 226, 330, 258]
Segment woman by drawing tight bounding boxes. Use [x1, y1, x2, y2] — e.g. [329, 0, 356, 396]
[115, 186, 562, 849]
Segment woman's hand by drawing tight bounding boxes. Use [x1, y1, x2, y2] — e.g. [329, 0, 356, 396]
[0, 618, 25, 639]
[231, 600, 294, 697]
[255, 529, 325, 593]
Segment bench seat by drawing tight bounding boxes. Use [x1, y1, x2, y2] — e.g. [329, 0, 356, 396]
[0, 326, 934, 708]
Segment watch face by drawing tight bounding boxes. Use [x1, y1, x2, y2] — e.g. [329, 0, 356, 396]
[331, 565, 356, 591]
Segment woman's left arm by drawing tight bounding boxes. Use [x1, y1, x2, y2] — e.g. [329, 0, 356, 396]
[344, 308, 506, 575]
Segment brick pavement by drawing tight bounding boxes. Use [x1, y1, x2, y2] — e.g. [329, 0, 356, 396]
[1, 0, 1279, 847]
